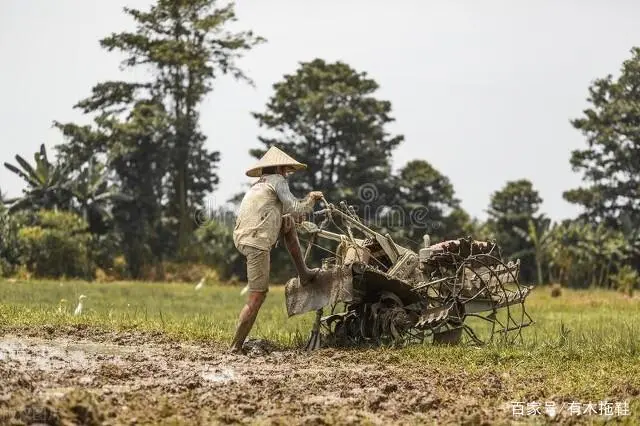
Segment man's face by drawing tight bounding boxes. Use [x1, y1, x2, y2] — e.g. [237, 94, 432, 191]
[280, 166, 295, 178]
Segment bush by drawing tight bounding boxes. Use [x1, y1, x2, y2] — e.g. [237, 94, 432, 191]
[545, 221, 626, 288]
[0, 210, 28, 277]
[17, 210, 94, 279]
[611, 265, 638, 297]
[112, 255, 129, 279]
[194, 219, 245, 281]
[90, 232, 120, 272]
[160, 262, 219, 283]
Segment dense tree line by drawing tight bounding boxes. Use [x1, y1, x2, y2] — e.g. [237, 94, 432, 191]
[1, 0, 639, 294]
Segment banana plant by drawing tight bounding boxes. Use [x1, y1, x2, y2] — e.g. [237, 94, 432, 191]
[545, 221, 626, 288]
[618, 212, 640, 266]
[3, 144, 72, 212]
[511, 215, 554, 285]
[4, 145, 130, 235]
[69, 158, 132, 233]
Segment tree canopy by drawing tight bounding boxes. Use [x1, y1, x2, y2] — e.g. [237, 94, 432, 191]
[2, 2, 640, 294]
[53, 0, 264, 276]
[385, 159, 469, 248]
[564, 47, 640, 228]
[250, 59, 404, 218]
[487, 179, 544, 283]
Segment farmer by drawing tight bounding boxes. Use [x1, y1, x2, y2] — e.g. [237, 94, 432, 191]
[229, 146, 324, 354]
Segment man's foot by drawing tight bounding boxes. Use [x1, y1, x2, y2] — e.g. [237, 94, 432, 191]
[227, 345, 246, 355]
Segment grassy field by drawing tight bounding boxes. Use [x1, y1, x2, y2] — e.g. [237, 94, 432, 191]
[1, 279, 640, 424]
[0, 279, 313, 346]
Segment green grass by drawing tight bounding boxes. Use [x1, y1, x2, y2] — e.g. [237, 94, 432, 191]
[0, 279, 315, 346]
[1, 279, 639, 354]
[1, 279, 639, 422]
[1, 279, 638, 354]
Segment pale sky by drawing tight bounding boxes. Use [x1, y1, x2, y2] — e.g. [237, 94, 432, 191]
[1, 0, 639, 221]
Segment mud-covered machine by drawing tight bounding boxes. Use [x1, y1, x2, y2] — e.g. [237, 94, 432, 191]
[284, 200, 534, 349]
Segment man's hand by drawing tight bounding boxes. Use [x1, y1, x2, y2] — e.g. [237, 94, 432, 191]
[309, 191, 324, 201]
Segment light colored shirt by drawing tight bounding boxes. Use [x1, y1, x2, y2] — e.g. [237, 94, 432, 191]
[233, 174, 315, 251]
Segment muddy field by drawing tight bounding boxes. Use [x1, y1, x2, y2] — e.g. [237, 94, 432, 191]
[0, 325, 544, 426]
[2, 283, 639, 425]
[2, 326, 632, 426]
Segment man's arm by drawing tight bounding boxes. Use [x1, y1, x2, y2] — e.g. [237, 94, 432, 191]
[273, 176, 322, 215]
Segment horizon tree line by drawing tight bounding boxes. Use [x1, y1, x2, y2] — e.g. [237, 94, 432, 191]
[1, 0, 639, 294]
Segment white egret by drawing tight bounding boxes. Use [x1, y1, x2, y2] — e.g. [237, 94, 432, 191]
[195, 277, 205, 290]
[74, 295, 87, 316]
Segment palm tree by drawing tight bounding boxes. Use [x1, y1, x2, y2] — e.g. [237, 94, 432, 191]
[3, 144, 71, 212]
[70, 159, 131, 234]
[618, 212, 640, 271]
[546, 221, 626, 289]
[512, 215, 553, 285]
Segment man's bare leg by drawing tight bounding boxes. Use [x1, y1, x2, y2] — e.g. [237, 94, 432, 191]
[229, 291, 266, 354]
[282, 215, 319, 284]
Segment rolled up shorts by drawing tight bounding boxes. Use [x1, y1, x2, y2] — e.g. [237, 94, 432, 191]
[238, 244, 270, 292]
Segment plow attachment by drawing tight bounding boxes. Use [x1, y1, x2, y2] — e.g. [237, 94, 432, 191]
[284, 201, 534, 350]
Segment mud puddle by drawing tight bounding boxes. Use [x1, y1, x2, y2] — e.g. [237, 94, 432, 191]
[0, 326, 585, 425]
[0, 337, 92, 372]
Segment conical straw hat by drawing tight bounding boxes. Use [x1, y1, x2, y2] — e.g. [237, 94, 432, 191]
[245, 146, 307, 177]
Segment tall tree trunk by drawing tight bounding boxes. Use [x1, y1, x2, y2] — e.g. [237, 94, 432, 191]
[171, 5, 190, 258]
[177, 161, 189, 257]
[535, 249, 543, 285]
